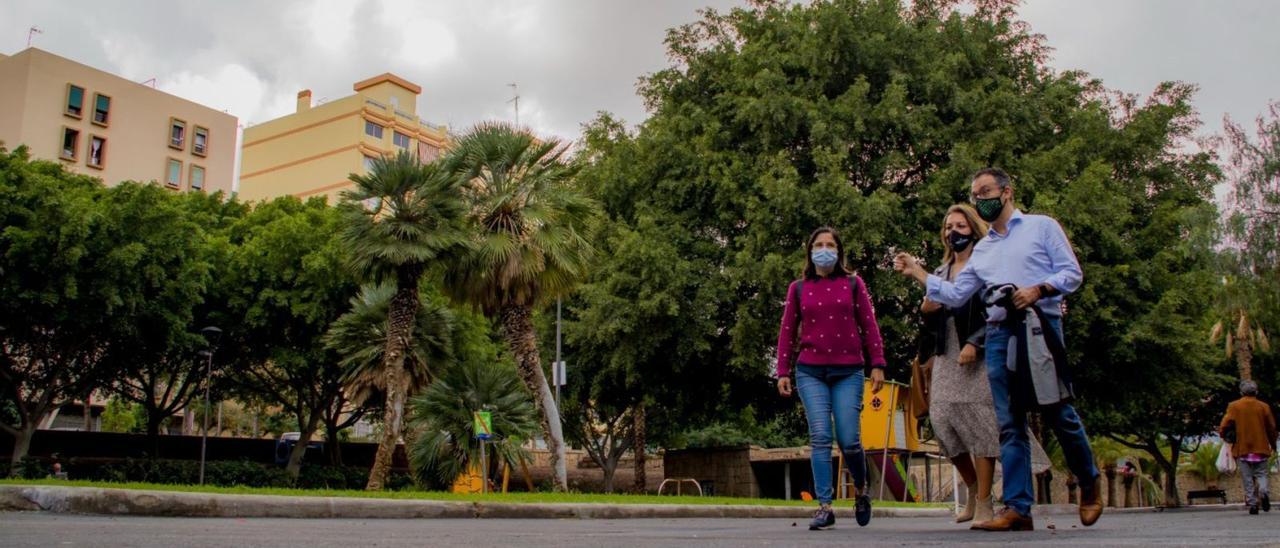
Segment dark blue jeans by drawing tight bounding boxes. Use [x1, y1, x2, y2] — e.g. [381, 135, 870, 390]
[796, 364, 867, 505]
[985, 317, 1099, 516]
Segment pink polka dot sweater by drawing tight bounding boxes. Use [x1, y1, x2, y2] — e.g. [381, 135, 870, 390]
[775, 274, 887, 378]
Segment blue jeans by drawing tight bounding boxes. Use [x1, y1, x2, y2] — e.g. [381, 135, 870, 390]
[986, 317, 1099, 516]
[796, 365, 867, 505]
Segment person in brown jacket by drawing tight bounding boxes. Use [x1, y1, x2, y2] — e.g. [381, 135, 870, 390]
[1218, 380, 1278, 514]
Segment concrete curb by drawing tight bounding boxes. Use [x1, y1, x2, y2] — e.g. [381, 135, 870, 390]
[0, 485, 950, 520]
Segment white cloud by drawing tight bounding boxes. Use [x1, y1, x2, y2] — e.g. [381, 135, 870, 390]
[99, 33, 156, 81]
[299, 0, 362, 55]
[376, 0, 459, 69]
[159, 63, 293, 125]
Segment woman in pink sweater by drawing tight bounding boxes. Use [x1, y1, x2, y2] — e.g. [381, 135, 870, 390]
[776, 227, 886, 530]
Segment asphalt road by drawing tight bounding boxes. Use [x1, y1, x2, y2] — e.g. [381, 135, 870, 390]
[2, 509, 1277, 547]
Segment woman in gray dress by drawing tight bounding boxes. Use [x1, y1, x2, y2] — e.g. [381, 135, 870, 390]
[920, 204, 1049, 525]
[921, 204, 1000, 525]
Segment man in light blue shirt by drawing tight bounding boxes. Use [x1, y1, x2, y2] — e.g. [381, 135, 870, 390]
[894, 168, 1102, 531]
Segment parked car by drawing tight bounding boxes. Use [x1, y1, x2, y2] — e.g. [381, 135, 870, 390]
[274, 432, 324, 464]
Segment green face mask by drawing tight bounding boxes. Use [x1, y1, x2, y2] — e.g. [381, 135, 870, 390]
[975, 195, 1004, 222]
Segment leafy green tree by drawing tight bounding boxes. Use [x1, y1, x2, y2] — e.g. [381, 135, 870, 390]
[338, 152, 468, 490]
[219, 196, 357, 478]
[1214, 101, 1280, 384]
[406, 359, 539, 489]
[443, 123, 600, 491]
[572, 0, 1225, 506]
[95, 182, 220, 456]
[100, 396, 143, 433]
[0, 147, 116, 470]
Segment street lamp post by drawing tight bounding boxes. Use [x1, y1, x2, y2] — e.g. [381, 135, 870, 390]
[197, 326, 222, 486]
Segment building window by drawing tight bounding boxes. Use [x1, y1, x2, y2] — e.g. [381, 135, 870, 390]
[193, 126, 209, 156]
[393, 131, 410, 149]
[165, 158, 182, 187]
[65, 84, 84, 118]
[60, 127, 80, 161]
[362, 155, 376, 173]
[88, 136, 106, 168]
[92, 93, 111, 126]
[364, 121, 384, 139]
[418, 142, 441, 163]
[189, 165, 205, 191]
[169, 118, 187, 149]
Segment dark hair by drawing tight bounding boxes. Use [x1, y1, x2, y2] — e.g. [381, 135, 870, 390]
[972, 167, 1012, 189]
[803, 226, 852, 280]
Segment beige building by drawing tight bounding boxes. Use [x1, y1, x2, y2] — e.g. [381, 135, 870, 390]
[0, 48, 237, 194]
[238, 73, 450, 204]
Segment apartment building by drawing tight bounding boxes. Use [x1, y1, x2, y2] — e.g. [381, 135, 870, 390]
[0, 48, 237, 193]
[238, 73, 450, 204]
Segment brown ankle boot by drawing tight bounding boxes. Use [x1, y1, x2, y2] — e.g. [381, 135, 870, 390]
[1079, 476, 1103, 526]
[971, 507, 1034, 531]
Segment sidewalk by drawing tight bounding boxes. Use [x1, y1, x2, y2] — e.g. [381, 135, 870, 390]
[0, 485, 949, 519]
[0, 484, 1244, 520]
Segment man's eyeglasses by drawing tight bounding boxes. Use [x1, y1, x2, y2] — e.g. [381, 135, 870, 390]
[969, 186, 1003, 204]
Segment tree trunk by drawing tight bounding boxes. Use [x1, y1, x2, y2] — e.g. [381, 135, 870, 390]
[286, 411, 323, 480]
[366, 278, 420, 491]
[146, 409, 165, 459]
[633, 403, 647, 493]
[1163, 444, 1182, 508]
[324, 419, 344, 466]
[602, 456, 618, 494]
[1105, 468, 1117, 507]
[82, 394, 93, 432]
[8, 424, 38, 475]
[1235, 335, 1253, 381]
[499, 303, 568, 491]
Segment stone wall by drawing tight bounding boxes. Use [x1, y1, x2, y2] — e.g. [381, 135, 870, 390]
[523, 448, 666, 493]
[663, 447, 758, 498]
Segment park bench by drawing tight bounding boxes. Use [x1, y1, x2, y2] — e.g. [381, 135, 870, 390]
[1186, 489, 1227, 505]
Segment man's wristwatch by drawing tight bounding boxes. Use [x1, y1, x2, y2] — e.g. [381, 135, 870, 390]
[1037, 284, 1059, 298]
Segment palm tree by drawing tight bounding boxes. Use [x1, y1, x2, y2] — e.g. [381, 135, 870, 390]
[337, 152, 467, 490]
[325, 284, 454, 407]
[1210, 310, 1270, 381]
[407, 359, 539, 489]
[442, 122, 600, 490]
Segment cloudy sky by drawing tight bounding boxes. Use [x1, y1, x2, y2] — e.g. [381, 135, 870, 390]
[3, 1, 1277, 145]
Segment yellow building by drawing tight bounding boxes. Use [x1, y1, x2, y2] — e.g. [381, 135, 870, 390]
[0, 48, 237, 194]
[238, 73, 450, 204]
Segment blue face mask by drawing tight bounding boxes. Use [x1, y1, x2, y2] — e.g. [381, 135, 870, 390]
[811, 248, 838, 269]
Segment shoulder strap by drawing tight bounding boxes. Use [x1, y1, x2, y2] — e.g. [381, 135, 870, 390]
[793, 280, 804, 322]
[848, 275, 861, 316]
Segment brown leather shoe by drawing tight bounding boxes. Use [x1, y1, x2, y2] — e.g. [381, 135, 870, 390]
[1079, 476, 1104, 526]
[971, 507, 1034, 531]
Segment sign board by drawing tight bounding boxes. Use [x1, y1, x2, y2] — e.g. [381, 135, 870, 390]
[552, 360, 567, 387]
[473, 410, 492, 440]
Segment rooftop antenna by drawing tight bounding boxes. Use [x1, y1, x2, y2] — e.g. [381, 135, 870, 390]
[507, 83, 520, 127]
[27, 26, 42, 48]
